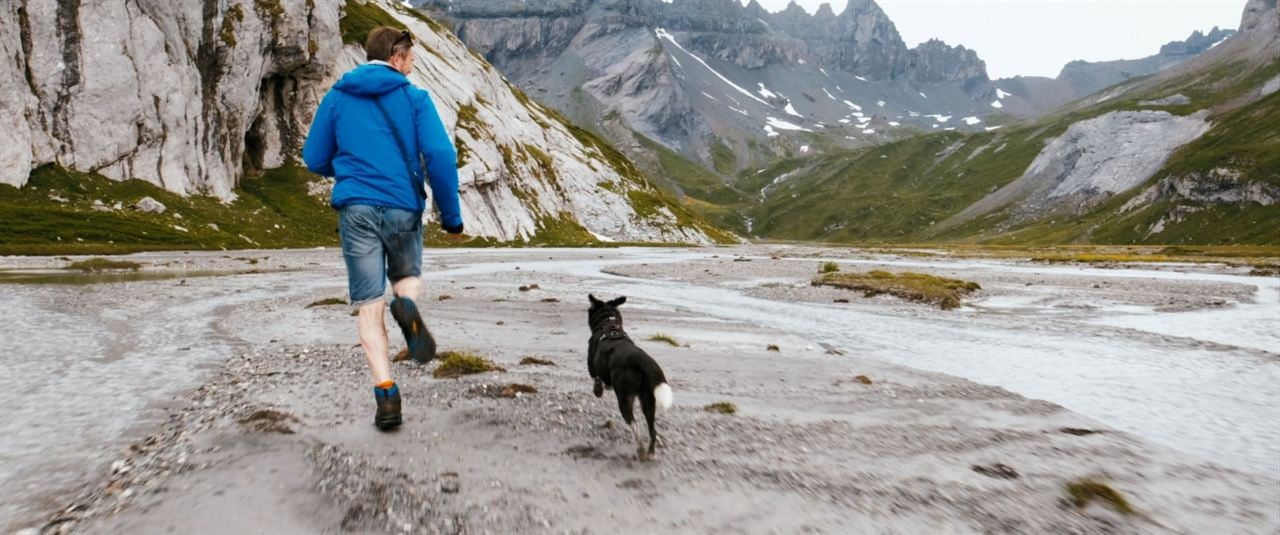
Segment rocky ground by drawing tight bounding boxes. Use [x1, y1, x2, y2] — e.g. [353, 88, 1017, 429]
[5, 246, 1278, 534]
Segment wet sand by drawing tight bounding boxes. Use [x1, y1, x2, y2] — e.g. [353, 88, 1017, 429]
[2, 246, 1277, 534]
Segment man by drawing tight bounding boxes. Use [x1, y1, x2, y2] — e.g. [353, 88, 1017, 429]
[302, 26, 465, 431]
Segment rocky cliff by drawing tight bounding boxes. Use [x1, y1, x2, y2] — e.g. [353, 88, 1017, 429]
[0, 0, 727, 244]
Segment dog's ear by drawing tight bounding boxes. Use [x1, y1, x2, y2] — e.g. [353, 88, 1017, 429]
[588, 294, 602, 307]
[608, 296, 627, 307]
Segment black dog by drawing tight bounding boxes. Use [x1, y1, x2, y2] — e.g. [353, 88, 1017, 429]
[587, 294, 673, 461]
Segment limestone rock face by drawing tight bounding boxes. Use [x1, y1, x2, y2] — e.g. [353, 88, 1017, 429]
[0, 0, 341, 196]
[947, 110, 1213, 226]
[0, 0, 719, 244]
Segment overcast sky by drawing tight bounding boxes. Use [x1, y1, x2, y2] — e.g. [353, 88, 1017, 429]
[742, 0, 1247, 79]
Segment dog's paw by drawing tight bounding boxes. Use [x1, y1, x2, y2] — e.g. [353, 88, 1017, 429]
[593, 380, 604, 398]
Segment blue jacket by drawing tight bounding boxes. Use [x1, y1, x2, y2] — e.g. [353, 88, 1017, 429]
[303, 63, 464, 233]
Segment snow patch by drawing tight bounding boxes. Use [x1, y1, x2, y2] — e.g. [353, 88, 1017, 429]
[962, 116, 982, 126]
[654, 28, 770, 106]
[757, 83, 778, 99]
[991, 100, 1004, 109]
[996, 88, 1012, 99]
[784, 102, 803, 118]
[843, 100, 862, 111]
[765, 116, 812, 132]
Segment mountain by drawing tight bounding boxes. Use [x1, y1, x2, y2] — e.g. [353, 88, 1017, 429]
[418, 0, 1241, 220]
[0, 0, 731, 252]
[992, 27, 1237, 117]
[419, 0, 1004, 176]
[743, 0, 1279, 245]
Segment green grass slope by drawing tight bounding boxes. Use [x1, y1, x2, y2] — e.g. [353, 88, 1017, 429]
[0, 164, 337, 256]
[746, 53, 1280, 246]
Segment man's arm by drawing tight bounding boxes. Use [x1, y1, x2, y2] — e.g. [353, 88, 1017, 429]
[413, 89, 463, 234]
[302, 91, 338, 177]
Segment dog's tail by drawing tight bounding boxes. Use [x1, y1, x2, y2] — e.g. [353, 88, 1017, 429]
[654, 382, 673, 410]
[639, 358, 673, 410]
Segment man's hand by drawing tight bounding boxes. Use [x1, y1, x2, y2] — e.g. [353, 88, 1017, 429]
[444, 232, 467, 244]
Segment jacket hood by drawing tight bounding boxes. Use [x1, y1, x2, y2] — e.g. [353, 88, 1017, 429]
[333, 63, 410, 97]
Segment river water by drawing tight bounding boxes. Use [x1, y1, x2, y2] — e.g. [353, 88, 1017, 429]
[1, 248, 1276, 531]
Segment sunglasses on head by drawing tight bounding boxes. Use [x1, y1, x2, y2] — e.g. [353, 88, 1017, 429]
[395, 30, 411, 46]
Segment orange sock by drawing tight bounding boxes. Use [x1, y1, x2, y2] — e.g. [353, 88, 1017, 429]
[376, 380, 395, 390]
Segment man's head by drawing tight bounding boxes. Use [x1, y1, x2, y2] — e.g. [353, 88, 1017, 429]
[365, 27, 414, 75]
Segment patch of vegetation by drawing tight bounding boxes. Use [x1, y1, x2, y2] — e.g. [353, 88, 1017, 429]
[66, 258, 142, 272]
[632, 133, 749, 232]
[433, 351, 506, 378]
[254, 0, 284, 23]
[339, 0, 406, 45]
[814, 270, 981, 310]
[305, 297, 346, 308]
[219, 4, 245, 47]
[709, 137, 737, 175]
[0, 163, 337, 255]
[500, 383, 537, 398]
[526, 211, 598, 247]
[390, 1, 452, 36]
[646, 333, 680, 347]
[519, 356, 555, 366]
[819, 261, 840, 273]
[1065, 478, 1136, 515]
[852, 375, 873, 385]
[704, 402, 737, 415]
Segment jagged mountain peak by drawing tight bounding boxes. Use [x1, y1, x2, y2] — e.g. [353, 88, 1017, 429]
[814, 3, 838, 19]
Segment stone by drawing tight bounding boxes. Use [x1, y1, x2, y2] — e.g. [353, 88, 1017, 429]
[134, 197, 167, 214]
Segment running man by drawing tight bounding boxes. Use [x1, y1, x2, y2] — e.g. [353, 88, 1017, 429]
[303, 26, 465, 430]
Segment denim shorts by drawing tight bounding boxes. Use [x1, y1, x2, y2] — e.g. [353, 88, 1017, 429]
[338, 204, 424, 307]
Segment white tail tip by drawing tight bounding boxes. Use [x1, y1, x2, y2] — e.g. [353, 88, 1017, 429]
[654, 383, 673, 410]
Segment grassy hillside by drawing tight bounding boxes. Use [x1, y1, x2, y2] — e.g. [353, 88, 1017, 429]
[742, 53, 1280, 246]
[0, 164, 339, 256]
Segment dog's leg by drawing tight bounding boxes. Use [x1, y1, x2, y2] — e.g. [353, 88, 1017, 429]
[630, 419, 648, 462]
[593, 378, 604, 398]
[616, 392, 646, 461]
[641, 390, 658, 457]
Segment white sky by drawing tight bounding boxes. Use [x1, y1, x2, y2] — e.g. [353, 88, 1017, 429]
[741, 0, 1247, 78]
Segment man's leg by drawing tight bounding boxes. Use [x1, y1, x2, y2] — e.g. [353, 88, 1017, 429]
[392, 276, 421, 301]
[339, 205, 401, 430]
[358, 300, 392, 384]
[385, 209, 434, 362]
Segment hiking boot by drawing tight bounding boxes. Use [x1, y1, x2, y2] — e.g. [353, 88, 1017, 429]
[374, 384, 402, 431]
[390, 297, 436, 363]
